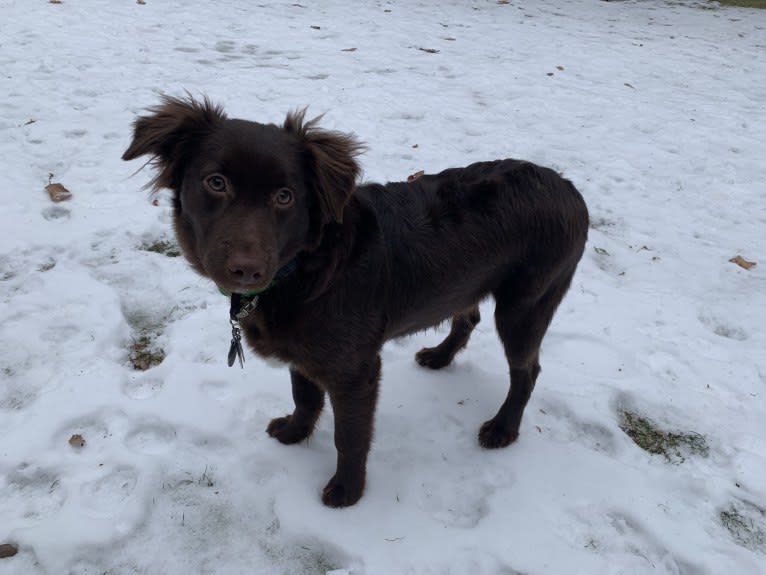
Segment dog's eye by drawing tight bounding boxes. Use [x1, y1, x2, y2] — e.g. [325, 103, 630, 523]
[274, 188, 294, 207]
[205, 174, 227, 193]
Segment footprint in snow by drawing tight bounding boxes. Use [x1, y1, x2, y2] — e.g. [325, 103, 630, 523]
[573, 506, 703, 574]
[63, 129, 87, 139]
[122, 375, 165, 400]
[54, 411, 116, 449]
[215, 40, 236, 53]
[124, 421, 177, 454]
[41, 206, 71, 221]
[200, 379, 232, 401]
[3, 464, 66, 520]
[79, 465, 139, 517]
[537, 397, 618, 455]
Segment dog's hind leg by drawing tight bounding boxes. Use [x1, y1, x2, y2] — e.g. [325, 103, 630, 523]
[479, 268, 575, 448]
[415, 306, 481, 369]
[267, 369, 325, 444]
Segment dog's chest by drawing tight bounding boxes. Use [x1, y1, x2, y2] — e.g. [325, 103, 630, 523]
[242, 315, 290, 360]
[241, 310, 318, 366]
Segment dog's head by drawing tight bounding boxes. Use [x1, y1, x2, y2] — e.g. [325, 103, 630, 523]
[122, 95, 363, 295]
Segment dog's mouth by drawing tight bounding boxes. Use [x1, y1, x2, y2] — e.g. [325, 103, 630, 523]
[216, 276, 277, 298]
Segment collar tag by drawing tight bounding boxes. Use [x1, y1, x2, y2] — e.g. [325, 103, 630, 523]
[227, 324, 245, 368]
[226, 294, 259, 368]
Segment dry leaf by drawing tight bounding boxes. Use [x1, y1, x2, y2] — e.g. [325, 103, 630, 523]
[49, 0, 62, 3]
[624, 82, 635, 89]
[412, 144, 419, 149]
[729, 255, 756, 270]
[45, 183, 72, 202]
[69, 434, 86, 448]
[556, 65, 564, 71]
[152, 198, 160, 206]
[407, 170, 425, 182]
[310, 25, 320, 30]
[137, 0, 146, 4]
[547, 72, 554, 76]
[341, 47, 357, 52]
[418, 47, 439, 54]
[0, 544, 18, 558]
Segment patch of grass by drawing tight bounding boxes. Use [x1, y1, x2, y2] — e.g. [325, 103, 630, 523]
[619, 410, 709, 463]
[141, 239, 182, 258]
[128, 334, 165, 371]
[715, 0, 766, 8]
[721, 500, 766, 552]
[37, 259, 56, 272]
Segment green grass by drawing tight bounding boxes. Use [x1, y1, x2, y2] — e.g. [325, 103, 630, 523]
[141, 239, 182, 258]
[720, 500, 766, 552]
[128, 334, 165, 371]
[715, 0, 766, 7]
[619, 410, 709, 463]
[123, 311, 167, 371]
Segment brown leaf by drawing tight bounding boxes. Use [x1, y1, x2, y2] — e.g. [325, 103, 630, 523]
[341, 47, 357, 52]
[418, 47, 439, 54]
[547, 72, 554, 76]
[624, 82, 635, 89]
[411, 144, 419, 149]
[45, 183, 72, 202]
[407, 170, 425, 182]
[729, 255, 756, 270]
[137, 0, 146, 4]
[556, 65, 564, 71]
[152, 198, 160, 206]
[310, 25, 320, 30]
[0, 544, 18, 558]
[69, 434, 86, 448]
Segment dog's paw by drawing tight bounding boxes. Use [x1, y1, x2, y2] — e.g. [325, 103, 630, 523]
[266, 415, 312, 444]
[415, 346, 454, 370]
[321, 474, 364, 508]
[478, 420, 519, 449]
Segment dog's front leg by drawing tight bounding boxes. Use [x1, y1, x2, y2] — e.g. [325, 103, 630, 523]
[266, 369, 325, 444]
[322, 356, 381, 508]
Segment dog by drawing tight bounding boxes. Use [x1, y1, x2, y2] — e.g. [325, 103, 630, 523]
[122, 96, 589, 507]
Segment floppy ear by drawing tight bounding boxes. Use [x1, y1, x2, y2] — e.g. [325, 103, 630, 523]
[122, 95, 226, 191]
[284, 110, 364, 224]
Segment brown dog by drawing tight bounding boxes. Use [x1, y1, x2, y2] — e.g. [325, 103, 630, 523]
[123, 96, 589, 507]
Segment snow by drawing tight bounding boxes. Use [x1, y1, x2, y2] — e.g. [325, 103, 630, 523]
[1, 0, 765, 573]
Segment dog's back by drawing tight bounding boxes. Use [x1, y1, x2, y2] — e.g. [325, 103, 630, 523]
[357, 159, 588, 338]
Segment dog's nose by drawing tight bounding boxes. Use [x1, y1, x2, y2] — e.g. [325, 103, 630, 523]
[227, 256, 266, 284]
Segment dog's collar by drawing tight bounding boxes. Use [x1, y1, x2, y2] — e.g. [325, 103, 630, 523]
[223, 258, 298, 369]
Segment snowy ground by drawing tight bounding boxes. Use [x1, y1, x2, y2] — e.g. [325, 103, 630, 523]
[1, 0, 765, 573]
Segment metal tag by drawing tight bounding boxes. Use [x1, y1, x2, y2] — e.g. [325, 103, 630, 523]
[227, 324, 245, 368]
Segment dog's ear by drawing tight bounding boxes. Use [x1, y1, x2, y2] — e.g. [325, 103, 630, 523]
[285, 110, 364, 224]
[122, 95, 226, 191]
